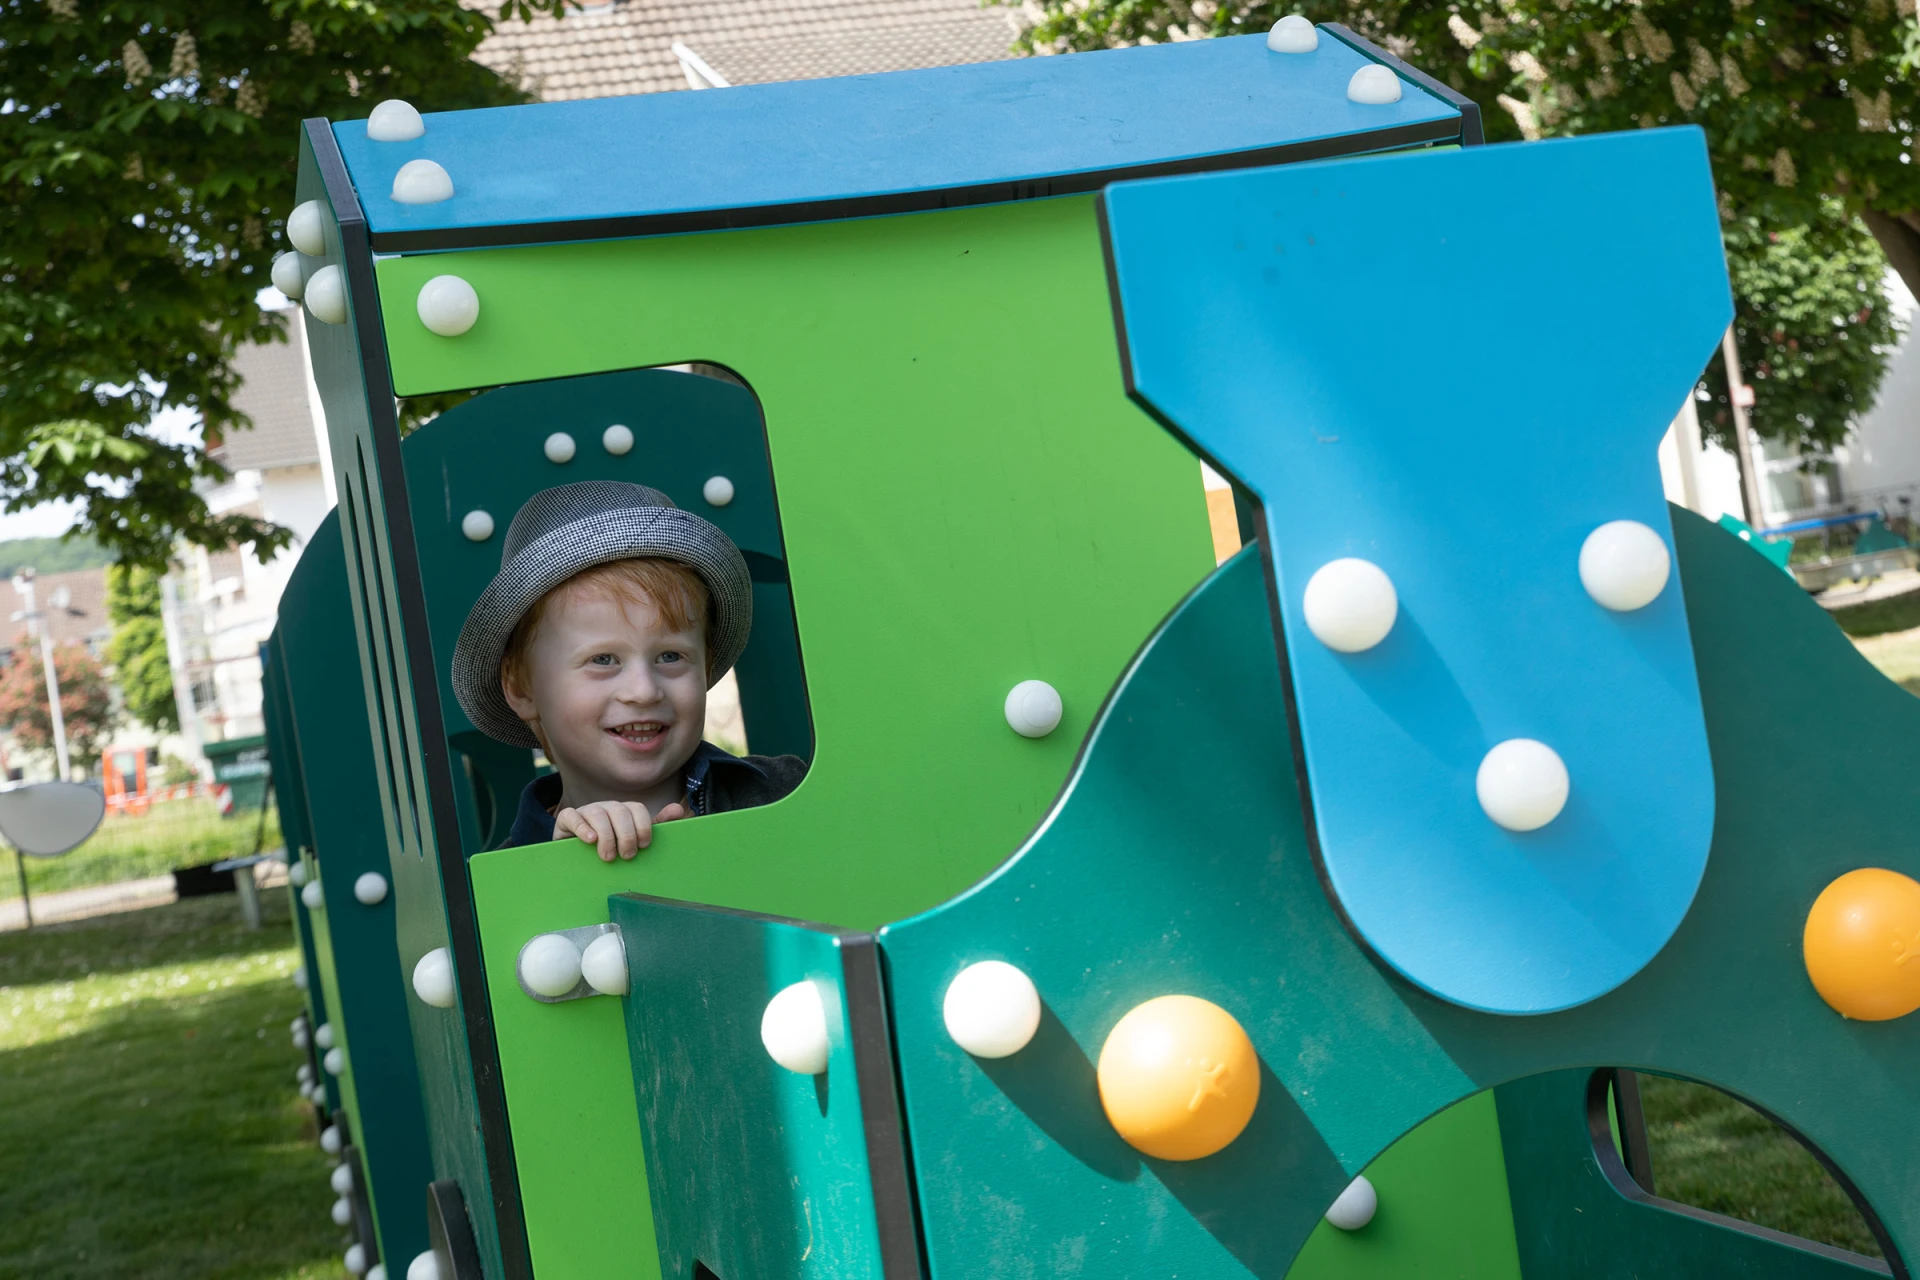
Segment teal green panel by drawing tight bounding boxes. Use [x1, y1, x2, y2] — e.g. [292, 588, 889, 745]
[279, 511, 439, 1266]
[609, 896, 912, 1280]
[1495, 1070, 1884, 1276]
[880, 509, 1920, 1274]
[296, 133, 513, 1279]
[1856, 516, 1908, 556]
[1718, 514, 1795, 572]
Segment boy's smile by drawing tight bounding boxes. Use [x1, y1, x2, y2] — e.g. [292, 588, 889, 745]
[501, 586, 709, 815]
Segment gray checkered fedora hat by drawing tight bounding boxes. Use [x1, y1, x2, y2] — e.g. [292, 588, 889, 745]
[452, 481, 753, 747]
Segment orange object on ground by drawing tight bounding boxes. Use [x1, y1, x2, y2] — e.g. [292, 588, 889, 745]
[1096, 994, 1260, 1160]
[1803, 867, 1920, 1021]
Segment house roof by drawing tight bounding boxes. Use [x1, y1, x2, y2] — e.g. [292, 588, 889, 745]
[335, 33, 1462, 250]
[7, 568, 110, 654]
[212, 320, 322, 474]
[469, 0, 1020, 103]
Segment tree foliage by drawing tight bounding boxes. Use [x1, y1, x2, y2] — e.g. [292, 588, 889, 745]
[1004, 0, 1911, 453]
[0, 641, 116, 772]
[105, 561, 176, 733]
[2, 0, 538, 568]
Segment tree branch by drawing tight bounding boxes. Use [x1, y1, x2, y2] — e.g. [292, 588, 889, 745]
[1861, 207, 1920, 305]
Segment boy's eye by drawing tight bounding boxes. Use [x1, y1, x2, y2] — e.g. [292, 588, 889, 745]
[589, 653, 618, 667]
[656, 650, 684, 665]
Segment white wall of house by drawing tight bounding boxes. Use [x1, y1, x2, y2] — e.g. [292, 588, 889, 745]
[1837, 270, 1920, 510]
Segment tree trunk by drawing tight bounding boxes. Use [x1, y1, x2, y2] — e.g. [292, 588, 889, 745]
[1862, 207, 1920, 303]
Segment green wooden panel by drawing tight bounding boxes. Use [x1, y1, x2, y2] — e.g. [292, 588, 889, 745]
[879, 508, 1917, 1274]
[447, 196, 1215, 1276]
[608, 896, 912, 1280]
[1290, 1091, 1522, 1280]
[296, 136, 515, 1279]
[279, 512, 441, 1267]
[1495, 1069, 1885, 1276]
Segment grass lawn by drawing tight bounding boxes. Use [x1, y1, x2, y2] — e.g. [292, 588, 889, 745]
[0, 891, 344, 1279]
[1639, 1074, 1883, 1259]
[0, 798, 282, 904]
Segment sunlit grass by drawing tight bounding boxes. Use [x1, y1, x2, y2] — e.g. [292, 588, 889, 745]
[0, 892, 344, 1279]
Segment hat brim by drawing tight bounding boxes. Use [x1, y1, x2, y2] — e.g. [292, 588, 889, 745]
[451, 507, 754, 748]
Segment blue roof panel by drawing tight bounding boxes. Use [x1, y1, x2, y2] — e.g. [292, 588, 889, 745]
[334, 33, 1460, 244]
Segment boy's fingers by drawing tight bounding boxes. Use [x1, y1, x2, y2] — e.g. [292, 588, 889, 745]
[630, 803, 656, 852]
[606, 804, 640, 860]
[556, 808, 592, 841]
[587, 809, 619, 862]
[656, 803, 687, 824]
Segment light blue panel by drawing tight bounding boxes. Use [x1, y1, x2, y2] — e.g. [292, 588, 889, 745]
[334, 34, 1458, 239]
[1102, 131, 1731, 1014]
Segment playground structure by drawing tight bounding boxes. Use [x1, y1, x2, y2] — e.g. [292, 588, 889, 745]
[263, 24, 1919, 1280]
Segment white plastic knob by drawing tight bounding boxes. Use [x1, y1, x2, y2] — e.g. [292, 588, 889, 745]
[314, 1021, 334, 1050]
[461, 510, 495, 542]
[580, 931, 629, 996]
[324, 1046, 346, 1076]
[1348, 64, 1403, 103]
[353, 872, 388, 905]
[292, 965, 308, 990]
[408, 1251, 444, 1280]
[332, 1196, 353, 1225]
[761, 980, 830, 1075]
[292, 1028, 310, 1051]
[367, 98, 425, 142]
[368, 1267, 389, 1280]
[344, 1243, 368, 1276]
[288, 860, 309, 888]
[1267, 14, 1318, 51]
[320, 1124, 343, 1155]
[412, 947, 457, 1008]
[942, 961, 1041, 1058]
[297, 1063, 314, 1085]
[1477, 739, 1569, 832]
[392, 158, 453, 205]
[520, 933, 583, 998]
[305, 264, 347, 325]
[544, 432, 576, 464]
[331, 1163, 354, 1195]
[602, 424, 634, 456]
[416, 274, 478, 336]
[1004, 680, 1063, 739]
[1302, 558, 1398, 653]
[287, 200, 327, 256]
[308, 1082, 327, 1103]
[1579, 520, 1670, 612]
[702, 475, 734, 506]
[270, 251, 306, 300]
[1325, 1174, 1378, 1230]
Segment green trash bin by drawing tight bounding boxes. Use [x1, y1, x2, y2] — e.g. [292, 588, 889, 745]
[203, 735, 271, 813]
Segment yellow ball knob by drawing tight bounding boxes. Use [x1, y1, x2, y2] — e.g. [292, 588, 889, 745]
[1096, 994, 1259, 1161]
[1804, 867, 1920, 1021]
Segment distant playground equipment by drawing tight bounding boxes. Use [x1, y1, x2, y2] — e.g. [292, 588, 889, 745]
[261, 25, 1917, 1280]
[0, 779, 106, 927]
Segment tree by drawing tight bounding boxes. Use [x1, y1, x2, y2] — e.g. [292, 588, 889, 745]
[0, 642, 116, 773]
[2, 0, 542, 569]
[1003, 0, 1908, 454]
[105, 562, 176, 733]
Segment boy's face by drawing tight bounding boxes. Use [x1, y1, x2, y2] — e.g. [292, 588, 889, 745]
[500, 586, 708, 807]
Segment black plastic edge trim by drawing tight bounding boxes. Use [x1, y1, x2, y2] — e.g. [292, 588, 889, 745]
[363, 118, 1461, 254]
[1582, 1069, 1901, 1277]
[306, 117, 535, 1280]
[1321, 23, 1483, 146]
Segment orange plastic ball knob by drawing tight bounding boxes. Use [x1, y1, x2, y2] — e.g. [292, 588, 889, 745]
[1803, 867, 1920, 1021]
[1096, 994, 1260, 1161]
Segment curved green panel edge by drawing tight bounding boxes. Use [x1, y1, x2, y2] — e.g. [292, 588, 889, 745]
[434, 197, 1216, 1276]
[1496, 1070, 1885, 1276]
[278, 513, 441, 1267]
[880, 509, 1917, 1274]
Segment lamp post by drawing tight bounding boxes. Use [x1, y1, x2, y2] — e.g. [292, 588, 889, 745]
[10, 570, 72, 783]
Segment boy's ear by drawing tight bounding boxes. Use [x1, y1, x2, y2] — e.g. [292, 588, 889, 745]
[500, 662, 539, 723]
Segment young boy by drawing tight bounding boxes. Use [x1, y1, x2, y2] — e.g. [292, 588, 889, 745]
[452, 480, 807, 858]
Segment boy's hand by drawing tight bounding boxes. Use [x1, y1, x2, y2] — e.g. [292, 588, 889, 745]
[554, 801, 688, 862]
